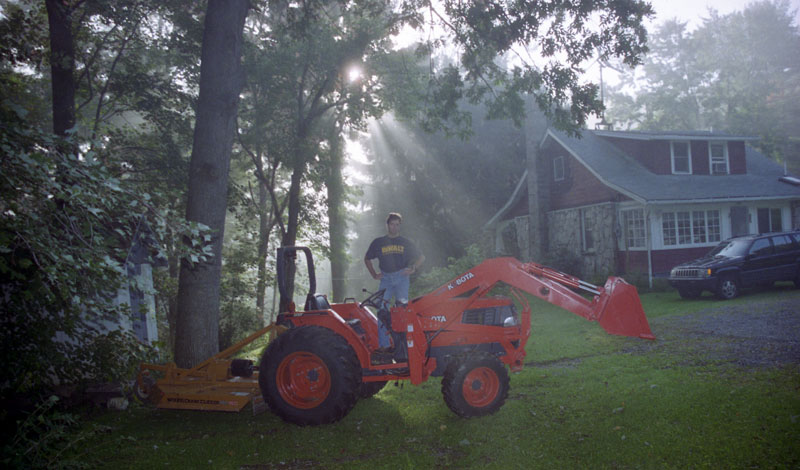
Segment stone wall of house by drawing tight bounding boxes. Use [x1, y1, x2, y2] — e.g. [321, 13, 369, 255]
[545, 203, 617, 279]
[492, 216, 531, 260]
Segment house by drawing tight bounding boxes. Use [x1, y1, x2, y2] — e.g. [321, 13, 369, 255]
[485, 127, 800, 285]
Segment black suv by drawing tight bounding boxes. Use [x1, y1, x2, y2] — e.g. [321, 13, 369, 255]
[668, 230, 800, 299]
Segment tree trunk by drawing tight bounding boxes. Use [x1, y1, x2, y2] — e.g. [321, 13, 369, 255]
[278, 159, 304, 312]
[255, 150, 269, 326]
[326, 130, 347, 302]
[167, 245, 179, 354]
[174, 0, 249, 368]
[45, 0, 76, 137]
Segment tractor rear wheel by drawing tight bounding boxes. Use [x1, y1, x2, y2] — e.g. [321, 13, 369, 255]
[441, 352, 510, 418]
[259, 326, 361, 425]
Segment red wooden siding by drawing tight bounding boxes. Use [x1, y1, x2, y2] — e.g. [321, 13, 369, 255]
[600, 136, 749, 176]
[602, 137, 671, 174]
[728, 141, 746, 174]
[691, 141, 709, 175]
[546, 150, 620, 210]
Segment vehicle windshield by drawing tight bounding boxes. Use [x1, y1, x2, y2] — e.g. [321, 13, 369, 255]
[706, 239, 750, 258]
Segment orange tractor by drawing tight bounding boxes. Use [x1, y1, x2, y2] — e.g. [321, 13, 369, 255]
[138, 246, 654, 425]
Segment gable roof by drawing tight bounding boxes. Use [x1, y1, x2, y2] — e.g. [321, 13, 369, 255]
[544, 129, 800, 205]
[592, 129, 759, 142]
[484, 169, 528, 228]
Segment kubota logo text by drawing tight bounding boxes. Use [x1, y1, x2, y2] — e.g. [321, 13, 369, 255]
[447, 272, 474, 290]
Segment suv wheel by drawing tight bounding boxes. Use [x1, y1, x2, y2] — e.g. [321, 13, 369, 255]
[716, 274, 739, 300]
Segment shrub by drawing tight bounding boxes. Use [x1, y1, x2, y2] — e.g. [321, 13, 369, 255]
[0, 103, 208, 400]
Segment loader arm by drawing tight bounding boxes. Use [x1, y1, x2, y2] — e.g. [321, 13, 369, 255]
[409, 257, 654, 340]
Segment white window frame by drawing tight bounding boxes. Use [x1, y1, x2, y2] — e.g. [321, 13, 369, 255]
[670, 141, 692, 174]
[757, 207, 783, 233]
[662, 209, 721, 247]
[622, 208, 646, 249]
[708, 141, 729, 175]
[553, 156, 565, 181]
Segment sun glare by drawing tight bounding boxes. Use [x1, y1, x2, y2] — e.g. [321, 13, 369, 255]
[347, 66, 362, 83]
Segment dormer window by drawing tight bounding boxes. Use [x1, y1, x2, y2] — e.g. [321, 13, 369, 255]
[709, 141, 729, 175]
[553, 156, 565, 181]
[671, 141, 691, 174]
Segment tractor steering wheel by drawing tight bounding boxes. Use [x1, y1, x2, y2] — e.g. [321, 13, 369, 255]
[359, 288, 387, 309]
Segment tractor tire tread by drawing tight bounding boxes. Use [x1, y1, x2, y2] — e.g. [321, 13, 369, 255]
[259, 326, 361, 425]
[441, 351, 510, 418]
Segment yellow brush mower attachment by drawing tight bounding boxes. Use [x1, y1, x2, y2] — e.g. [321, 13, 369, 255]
[136, 324, 285, 413]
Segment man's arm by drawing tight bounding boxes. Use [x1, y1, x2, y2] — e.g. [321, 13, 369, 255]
[364, 256, 381, 280]
[403, 253, 425, 276]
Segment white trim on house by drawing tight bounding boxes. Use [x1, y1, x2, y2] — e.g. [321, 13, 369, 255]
[670, 141, 692, 174]
[483, 169, 529, 228]
[593, 130, 759, 141]
[709, 141, 730, 175]
[644, 202, 793, 251]
[553, 155, 565, 181]
[642, 195, 799, 205]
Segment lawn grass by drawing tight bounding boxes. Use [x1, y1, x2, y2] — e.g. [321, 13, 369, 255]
[70, 287, 800, 469]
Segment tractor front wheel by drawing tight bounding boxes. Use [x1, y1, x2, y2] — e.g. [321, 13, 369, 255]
[259, 326, 361, 425]
[441, 352, 510, 418]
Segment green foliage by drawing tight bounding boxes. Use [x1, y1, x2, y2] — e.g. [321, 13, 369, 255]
[412, 0, 653, 135]
[1, 395, 102, 470]
[0, 101, 209, 397]
[218, 237, 262, 349]
[606, 0, 800, 171]
[412, 244, 485, 295]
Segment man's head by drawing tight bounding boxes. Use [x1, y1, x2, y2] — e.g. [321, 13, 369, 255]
[386, 212, 402, 237]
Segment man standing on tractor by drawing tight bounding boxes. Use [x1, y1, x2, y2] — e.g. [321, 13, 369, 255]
[364, 212, 425, 352]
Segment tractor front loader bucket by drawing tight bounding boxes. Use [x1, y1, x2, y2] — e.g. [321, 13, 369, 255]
[595, 277, 655, 340]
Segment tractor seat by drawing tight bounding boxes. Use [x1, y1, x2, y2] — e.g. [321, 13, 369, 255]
[304, 293, 330, 311]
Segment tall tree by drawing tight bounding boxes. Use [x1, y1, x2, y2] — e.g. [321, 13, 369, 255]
[402, 0, 653, 135]
[264, 1, 394, 310]
[174, 0, 249, 368]
[606, 0, 800, 171]
[323, 116, 348, 302]
[44, 0, 77, 137]
[0, 0, 215, 396]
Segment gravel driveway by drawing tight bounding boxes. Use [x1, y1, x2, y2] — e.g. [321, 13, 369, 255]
[638, 296, 800, 369]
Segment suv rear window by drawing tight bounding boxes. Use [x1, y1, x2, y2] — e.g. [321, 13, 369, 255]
[771, 235, 795, 253]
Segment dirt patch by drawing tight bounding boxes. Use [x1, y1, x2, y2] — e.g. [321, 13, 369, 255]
[631, 297, 800, 369]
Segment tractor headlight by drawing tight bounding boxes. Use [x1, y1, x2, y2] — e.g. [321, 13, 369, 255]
[503, 315, 518, 327]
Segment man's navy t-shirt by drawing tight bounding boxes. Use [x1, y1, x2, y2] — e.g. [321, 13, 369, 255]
[365, 236, 420, 274]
